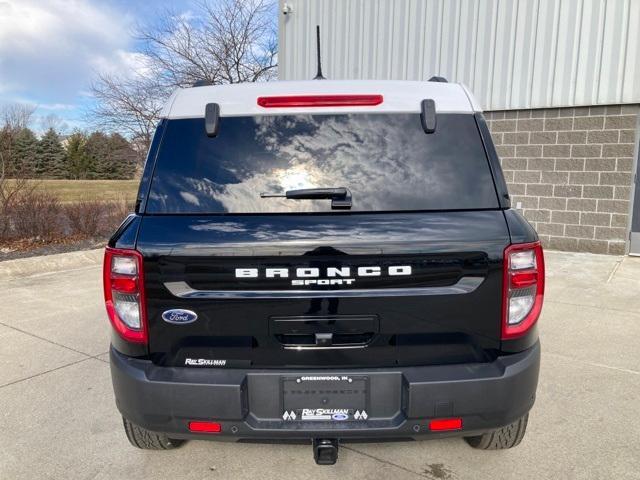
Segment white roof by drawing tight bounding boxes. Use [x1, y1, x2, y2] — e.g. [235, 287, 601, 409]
[161, 80, 482, 119]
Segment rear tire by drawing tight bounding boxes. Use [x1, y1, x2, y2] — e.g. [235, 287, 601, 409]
[464, 413, 528, 450]
[122, 417, 185, 450]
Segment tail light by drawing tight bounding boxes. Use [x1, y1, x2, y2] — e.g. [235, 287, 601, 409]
[257, 94, 383, 108]
[103, 247, 147, 344]
[502, 242, 545, 340]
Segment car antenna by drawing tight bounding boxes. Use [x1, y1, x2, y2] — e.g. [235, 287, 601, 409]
[313, 25, 326, 80]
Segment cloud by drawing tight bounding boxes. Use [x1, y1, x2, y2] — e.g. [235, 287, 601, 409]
[0, 0, 144, 104]
[90, 50, 153, 80]
[38, 103, 77, 111]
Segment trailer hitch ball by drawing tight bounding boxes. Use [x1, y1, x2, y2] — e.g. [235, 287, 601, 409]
[313, 438, 339, 465]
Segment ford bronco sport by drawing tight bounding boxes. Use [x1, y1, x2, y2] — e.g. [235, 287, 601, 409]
[104, 79, 543, 465]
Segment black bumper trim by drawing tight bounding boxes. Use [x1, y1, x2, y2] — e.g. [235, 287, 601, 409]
[110, 342, 540, 440]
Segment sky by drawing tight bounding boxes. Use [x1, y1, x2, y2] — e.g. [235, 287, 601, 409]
[0, 0, 194, 133]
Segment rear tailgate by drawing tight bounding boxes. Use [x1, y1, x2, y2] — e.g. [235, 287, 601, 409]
[137, 211, 509, 368]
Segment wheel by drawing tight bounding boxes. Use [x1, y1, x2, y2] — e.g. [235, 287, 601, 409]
[464, 413, 529, 450]
[122, 417, 185, 450]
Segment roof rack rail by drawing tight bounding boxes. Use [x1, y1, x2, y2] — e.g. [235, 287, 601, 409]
[428, 76, 448, 83]
[192, 80, 213, 87]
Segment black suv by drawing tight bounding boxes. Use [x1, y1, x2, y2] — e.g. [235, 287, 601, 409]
[104, 80, 543, 465]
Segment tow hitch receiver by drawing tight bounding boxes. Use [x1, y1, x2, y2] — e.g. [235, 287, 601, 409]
[313, 439, 339, 465]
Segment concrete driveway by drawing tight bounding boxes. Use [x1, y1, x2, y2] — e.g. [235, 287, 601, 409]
[1, 249, 639, 480]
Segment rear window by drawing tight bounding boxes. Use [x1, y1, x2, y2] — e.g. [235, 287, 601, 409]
[146, 113, 499, 213]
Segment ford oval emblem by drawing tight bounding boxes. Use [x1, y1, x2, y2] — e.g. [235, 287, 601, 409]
[162, 309, 198, 324]
[332, 413, 349, 421]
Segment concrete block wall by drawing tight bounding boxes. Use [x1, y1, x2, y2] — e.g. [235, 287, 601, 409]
[485, 105, 639, 254]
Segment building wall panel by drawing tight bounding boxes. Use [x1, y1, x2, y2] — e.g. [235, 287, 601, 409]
[279, 0, 640, 110]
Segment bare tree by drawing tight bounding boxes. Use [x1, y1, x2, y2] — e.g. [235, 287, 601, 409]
[89, 75, 165, 154]
[88, 0, 277, 153]
[139, 0, 277, 87]
[39, 113, 69, 134]
[1, 103, 37, 131]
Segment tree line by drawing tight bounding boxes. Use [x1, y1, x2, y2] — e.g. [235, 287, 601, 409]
[1, 106, 138, 180]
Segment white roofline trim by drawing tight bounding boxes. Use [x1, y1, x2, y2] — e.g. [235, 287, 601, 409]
[161, 80, 479, 119]
[159, 90, 180, 119]
[460, 84, 483, 113]
[165, 109, 477, 120]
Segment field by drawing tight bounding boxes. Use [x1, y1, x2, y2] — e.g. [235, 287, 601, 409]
[7, 179, 139, 203]
[1, 179, 139, 257]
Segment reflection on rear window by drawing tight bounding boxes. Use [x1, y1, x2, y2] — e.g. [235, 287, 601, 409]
[146, 113, 499, 213]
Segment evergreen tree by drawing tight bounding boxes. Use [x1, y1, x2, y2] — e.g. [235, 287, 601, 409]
[37, 128, 67, 178]
[0, 128, 12, 174]
[108, 133, 137, 179]
[83, 132, 137, 179]
[65, 132, 90, 179]
[12, 128, 38, 177]
[84, 132, 110, 180]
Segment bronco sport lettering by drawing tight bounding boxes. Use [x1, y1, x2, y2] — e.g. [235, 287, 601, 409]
[236, 266, 412, 286]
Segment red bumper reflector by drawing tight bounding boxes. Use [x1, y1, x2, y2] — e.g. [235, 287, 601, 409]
[188, 421, 222, 433]
[429, 418, 462, 431]
[257, 94, 383, 108]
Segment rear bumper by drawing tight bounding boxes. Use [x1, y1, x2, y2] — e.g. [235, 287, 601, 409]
[110, 342, 540, 441]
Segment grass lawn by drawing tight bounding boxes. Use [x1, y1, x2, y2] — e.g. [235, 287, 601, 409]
[9, 179, 139, 203]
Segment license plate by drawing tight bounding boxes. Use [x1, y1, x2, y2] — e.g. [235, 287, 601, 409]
[281, 375, 369, 422]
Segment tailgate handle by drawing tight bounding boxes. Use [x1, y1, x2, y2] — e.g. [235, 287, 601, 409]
[270, 315, 379, 335]
[270, 315, 377, 348]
